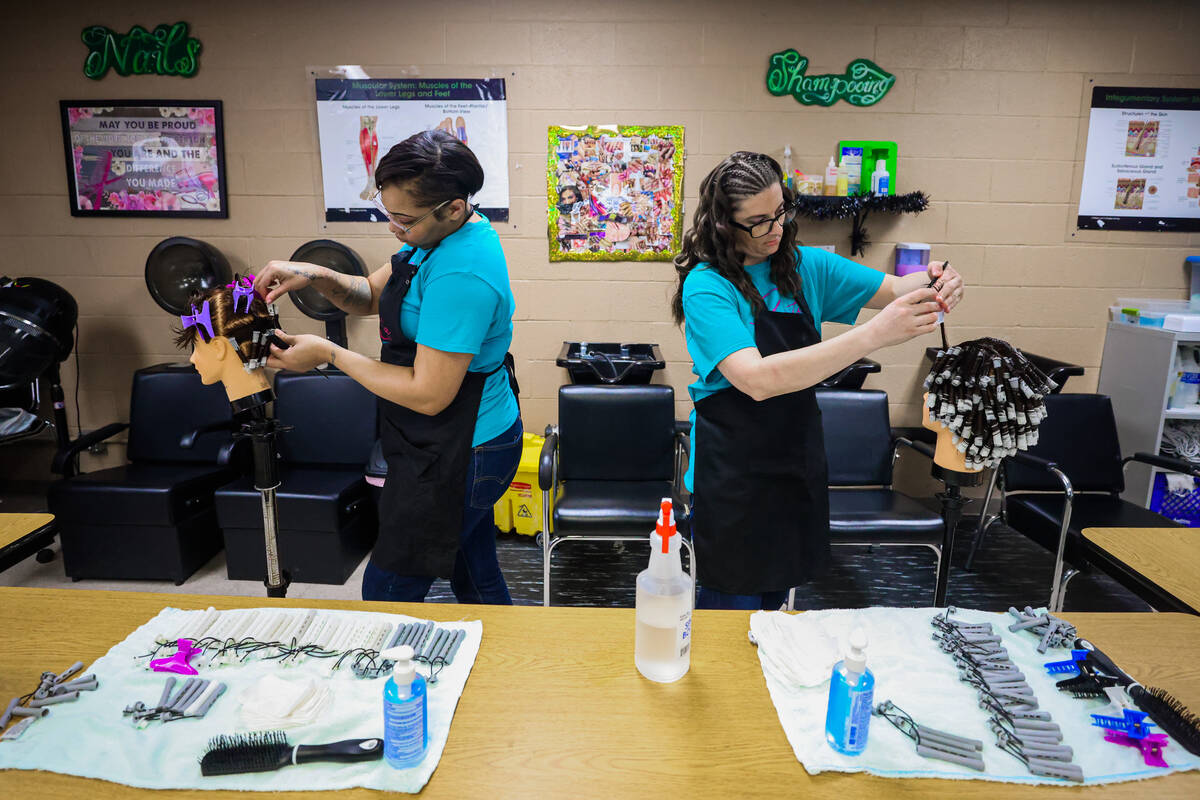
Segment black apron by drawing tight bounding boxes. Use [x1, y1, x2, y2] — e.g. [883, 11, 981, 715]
[692, 289, 830, 594]
[372, 247, 509, 578]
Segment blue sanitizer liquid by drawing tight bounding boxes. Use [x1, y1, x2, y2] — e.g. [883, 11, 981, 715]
[383, 673, 428, 768]
[824, 659, 875, 755]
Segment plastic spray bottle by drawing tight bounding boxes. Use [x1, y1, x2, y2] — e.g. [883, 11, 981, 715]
[635, 498, 692, 683]
[380, 645, 428, 768]
[824, 628, 874, 755]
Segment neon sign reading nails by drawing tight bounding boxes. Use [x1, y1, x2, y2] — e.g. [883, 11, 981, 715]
[81, 22, 202, 80]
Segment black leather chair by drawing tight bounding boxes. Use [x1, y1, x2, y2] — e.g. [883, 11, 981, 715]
[538, 384, 692, 606]
[820, 357, 881, 389]
[813, 388, 947, 605]
[48, 364, 235, 583]
[215, 371, 377, 585]
[969, 393, 1198, 612]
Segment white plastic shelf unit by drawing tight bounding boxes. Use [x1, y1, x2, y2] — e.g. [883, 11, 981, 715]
[1097, 321, 1200, 506]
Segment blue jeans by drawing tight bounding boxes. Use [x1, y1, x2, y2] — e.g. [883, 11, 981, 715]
[362, 417, 523, 604]
[696, 587, 789, 610]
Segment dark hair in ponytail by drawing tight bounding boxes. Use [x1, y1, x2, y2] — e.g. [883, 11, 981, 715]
[670, 151, 801, 324]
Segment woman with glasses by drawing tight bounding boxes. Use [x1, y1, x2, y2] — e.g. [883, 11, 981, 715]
[671, 151, 964, 610]
[254, 129, 521, 605]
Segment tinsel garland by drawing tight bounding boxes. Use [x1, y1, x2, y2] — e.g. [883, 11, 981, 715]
[793, 190, 930, 255]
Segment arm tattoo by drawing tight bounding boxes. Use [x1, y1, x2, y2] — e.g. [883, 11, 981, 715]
[329, 348, 336, 366]
[320, 273, 372, 314]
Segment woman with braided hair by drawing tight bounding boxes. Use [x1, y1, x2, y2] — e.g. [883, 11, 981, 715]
[672, 151, 966, 610]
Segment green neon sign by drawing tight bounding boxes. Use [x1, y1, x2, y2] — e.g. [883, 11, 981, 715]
[766, 50, 894, 107]
[81, 22, 202, 80]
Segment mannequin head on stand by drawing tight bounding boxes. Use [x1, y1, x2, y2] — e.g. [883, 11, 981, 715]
[173, 277, 278, 405]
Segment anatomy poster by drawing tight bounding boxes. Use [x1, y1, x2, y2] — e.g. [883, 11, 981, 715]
[316, 78, 509, 223]
[548, 125, 684, 261]
[59, 101, 227, 218]
[1078, 86, 1200, 231]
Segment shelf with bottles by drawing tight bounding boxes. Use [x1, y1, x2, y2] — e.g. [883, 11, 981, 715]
[789, 191, 930, 256]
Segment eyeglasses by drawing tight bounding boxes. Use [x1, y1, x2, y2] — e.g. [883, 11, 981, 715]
[369, 191, 453, 233]
[730, 204, 797, 238]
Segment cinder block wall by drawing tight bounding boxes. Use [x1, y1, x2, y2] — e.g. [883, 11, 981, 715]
[2, 0, 1198, 479]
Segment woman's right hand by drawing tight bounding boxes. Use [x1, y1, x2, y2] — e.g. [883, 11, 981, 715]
[866, 287, 941, 348]
[253, 261, 328, 304]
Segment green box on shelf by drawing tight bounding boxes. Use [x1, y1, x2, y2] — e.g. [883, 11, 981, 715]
[837, 140, 897, 194]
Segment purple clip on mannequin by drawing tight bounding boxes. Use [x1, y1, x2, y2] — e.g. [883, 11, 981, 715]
[150, 639, 201, 676]
[228, 274, 257, 315]
[180, 301, 215, 342]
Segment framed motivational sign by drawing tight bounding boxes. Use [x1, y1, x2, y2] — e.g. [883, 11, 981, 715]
[60, 100, 227, 218]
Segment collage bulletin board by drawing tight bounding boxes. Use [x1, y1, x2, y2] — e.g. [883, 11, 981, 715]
[59, 100, 227, 218]
[548, 125, 684, 262]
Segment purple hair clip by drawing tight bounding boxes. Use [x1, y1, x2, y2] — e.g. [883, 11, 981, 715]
[227, 274, 257, 314]
[180, 301, 214, 342]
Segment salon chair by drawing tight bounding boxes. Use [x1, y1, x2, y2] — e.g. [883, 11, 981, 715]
[802, 389, 947, 606]
[819, 357, 881, 390]
[538, 384, 692, 606]
[215, 370, 377, 585]
[968, 392, 1196, 612]
[48, 364, 235, 584]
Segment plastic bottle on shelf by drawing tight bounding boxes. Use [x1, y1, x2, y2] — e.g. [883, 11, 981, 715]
[870, 159, 890, 196]
[824, 628, 874, 755]
[380, 645, 428, 769]
[634, 498, 692, 683]
[823, 157, 839, 196]
[836, 158, 849, 196]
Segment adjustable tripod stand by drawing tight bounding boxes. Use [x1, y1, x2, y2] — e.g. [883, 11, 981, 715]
[234, 396, 290, 598]
[930, 462, 984, 607]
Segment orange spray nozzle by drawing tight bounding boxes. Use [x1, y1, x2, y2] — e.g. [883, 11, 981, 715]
[655, 498, 676, 553]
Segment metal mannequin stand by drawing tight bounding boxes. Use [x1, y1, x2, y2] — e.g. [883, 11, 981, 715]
[930, 463, 984, 607]
[234, 397, 290, 598]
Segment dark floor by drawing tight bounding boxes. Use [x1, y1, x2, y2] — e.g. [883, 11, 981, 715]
[3, 484, 1152, 612]
[441, 516, 1152, 612]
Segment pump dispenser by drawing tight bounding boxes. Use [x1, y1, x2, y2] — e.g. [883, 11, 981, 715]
[380, 645, 428, 768]
[634, 498, 692, 683]
[824, 628, 875, 755]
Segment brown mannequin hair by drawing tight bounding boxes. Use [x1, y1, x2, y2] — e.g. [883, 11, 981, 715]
[172, 283, 273, 361]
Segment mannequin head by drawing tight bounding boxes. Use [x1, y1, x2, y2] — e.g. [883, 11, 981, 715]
[922, 392, 981, 474]
[174, 281, 274, 403]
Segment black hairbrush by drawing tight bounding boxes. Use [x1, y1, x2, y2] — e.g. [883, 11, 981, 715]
[200, 730, 383, 776]
[1075, 638, 1200, 757]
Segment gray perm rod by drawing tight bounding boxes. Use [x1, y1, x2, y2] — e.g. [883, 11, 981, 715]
[402, 621, 425, 648]
[916, 744, 985, 771]
[11, 706, 50, 718]
[171, 679, 206, 712]
[439, 629, 463, 662]
[190, 683, 227, 718]
[433, 629, 457, 662]
[1027, 759, 1084, 782]
[422, 628, 448, 660]
[167, 677, 198, 709]
[446, 629, 466, 663]
[916, 726, 983, 751]
[0, 697, 20, 728]
[415, 620, 434, 650]
[53, 661, 85, 684]
[393, 622, 414, 648]
[386, 623, 409, 650]
[157, 676, 177, 709]
[29, 691, 79, 707]
[415, 626, 439, 658]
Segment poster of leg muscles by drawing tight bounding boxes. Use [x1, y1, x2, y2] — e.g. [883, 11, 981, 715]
[316, 78, 508, 223]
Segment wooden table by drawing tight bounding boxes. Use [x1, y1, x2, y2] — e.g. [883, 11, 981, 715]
[0, 513, 55, 573]
[1, 587, 1198, 798]
[1083, 527, 1200, 614]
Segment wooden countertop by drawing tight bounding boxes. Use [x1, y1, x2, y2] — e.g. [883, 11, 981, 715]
[0, 588, 1197, 798]
[1083, 527, 1200, 614]
[0, 513, 54, 549]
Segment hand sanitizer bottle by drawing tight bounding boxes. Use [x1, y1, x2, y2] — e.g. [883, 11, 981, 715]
[381, 645, 427, 768]
[824, 628, 874, 755]
[635, 499, 692, 683]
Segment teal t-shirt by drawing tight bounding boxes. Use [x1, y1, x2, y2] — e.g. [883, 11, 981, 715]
[681, 246, 885, 490]
[396, 216, 519, 446]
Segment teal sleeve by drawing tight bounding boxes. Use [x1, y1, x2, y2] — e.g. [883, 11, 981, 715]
[682, 281, 756, 383]
[414, 272, 499, 356]
[814, 250, 885, 326]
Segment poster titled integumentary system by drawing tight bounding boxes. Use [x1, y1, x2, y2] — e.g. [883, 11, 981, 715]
[315, 78, 509, 223]
[1078, 86, 1200, 232]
